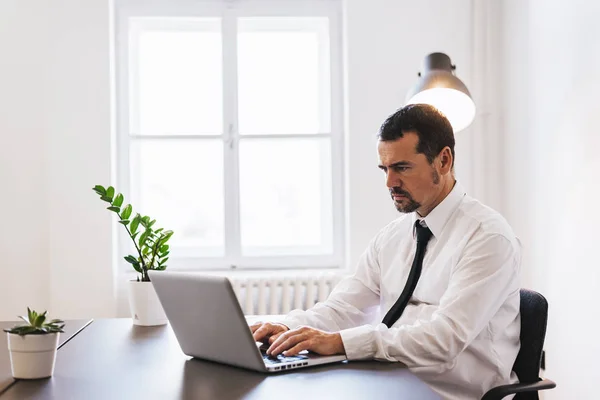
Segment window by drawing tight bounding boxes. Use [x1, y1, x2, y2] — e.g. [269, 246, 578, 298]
[115, 0, 344, 270]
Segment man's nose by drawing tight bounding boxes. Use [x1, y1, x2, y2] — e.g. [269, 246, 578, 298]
[386, 171, 401, 189]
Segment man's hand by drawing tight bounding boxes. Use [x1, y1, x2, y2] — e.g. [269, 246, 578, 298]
[251, 322, 290, 345]
[266, 326, 346, 357]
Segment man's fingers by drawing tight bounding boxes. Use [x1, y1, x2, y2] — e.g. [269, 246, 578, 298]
[267, 329, 292, 351]
[252, 323, 288, 342]
[268, 332, 308, 356]
[249, 323, 263, 334]
[282, 341, 310, 357]
[252, 324, 274, 341]
[268, 332, 284, 344]
[250, 322, 291, 345]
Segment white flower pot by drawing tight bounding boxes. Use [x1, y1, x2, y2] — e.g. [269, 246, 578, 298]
[7, 332, 59, 379]
[128, 280, 168, 326]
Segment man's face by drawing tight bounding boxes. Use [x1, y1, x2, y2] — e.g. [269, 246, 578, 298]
[377, 132, 443, 214]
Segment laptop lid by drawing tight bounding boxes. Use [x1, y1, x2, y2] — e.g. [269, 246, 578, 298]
[149, 271, 266, 372]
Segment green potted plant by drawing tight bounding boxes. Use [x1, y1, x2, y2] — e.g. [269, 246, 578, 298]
[93, 185, 173, 326]
[4, 308, 65, 379]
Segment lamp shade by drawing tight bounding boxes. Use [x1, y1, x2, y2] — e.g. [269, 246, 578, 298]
[405, 52, 476, 133]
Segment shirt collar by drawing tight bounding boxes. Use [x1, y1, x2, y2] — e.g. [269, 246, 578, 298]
[412, 181, 466, 239]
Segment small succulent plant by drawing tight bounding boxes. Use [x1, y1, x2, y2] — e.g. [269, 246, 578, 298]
[3, 308, 65, 336]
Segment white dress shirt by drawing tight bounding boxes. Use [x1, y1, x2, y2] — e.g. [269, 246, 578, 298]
[282, 182, 521, 400]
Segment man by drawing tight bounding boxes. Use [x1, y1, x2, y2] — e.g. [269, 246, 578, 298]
[251, 104, 521, 400]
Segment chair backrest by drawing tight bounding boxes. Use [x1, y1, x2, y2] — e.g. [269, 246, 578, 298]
[513, 289, 549, 400]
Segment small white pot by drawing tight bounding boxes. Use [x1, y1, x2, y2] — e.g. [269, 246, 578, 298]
[128, 280, 168, 326]
[7, 332, 59, 379]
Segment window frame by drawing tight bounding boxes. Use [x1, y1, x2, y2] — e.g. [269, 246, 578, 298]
[114, 0, 345, 271]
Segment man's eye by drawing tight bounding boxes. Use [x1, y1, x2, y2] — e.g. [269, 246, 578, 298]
[394, 167, 409, 172]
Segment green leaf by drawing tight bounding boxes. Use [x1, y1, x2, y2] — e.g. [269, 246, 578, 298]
[12, 326, 37, 336]
[100, 196, 112, 202]
[159, 251, 170, 258]
[118, 220, 130, 225]
[106, 186, 115, 199]
[131, 262, 142, 274]
[158, 237, 171, 247]
[155, 228, 164, 234]
[159, 257, 169, 265]
[34, 312, 46, 327]
[112, 193, 124, 207]
[148, 219, 156, 227]
[159, 245, 169, 253]
[138, 231, 149, 248]
[142, 216, 150, 224]
[27, 307, 33, 324]
[107, 206, 120, 213]
[92, 185, 106, 195]
[130, 214, 141, 234]
[124, 256, 142, 273]
[124, 255, 138, 264]
[121, 204, 132, 220]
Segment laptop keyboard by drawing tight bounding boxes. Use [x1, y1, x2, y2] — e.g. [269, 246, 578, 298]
[262, 351, 308, 365]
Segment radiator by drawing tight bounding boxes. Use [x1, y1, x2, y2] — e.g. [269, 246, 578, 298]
[229, 272, 346, 315]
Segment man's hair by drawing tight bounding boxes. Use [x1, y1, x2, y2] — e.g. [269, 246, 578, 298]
[378, 103, 455, 166]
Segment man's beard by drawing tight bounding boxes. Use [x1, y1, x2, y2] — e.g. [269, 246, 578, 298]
[432, 169, 440, 185]
[391, 169, 440, 213]
[390, 187, 421, 213]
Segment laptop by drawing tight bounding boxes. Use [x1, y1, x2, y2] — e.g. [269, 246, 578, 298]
[149, 271, 347, 372]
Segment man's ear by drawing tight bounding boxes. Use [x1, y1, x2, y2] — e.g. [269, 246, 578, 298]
[438, 147, 453, 173]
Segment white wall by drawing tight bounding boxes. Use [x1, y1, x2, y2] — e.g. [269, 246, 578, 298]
[0, 2, 50, 319]
[44, 1, 116, 319]
[501, 0, 600, 398]
[344, 0, 476, 269]
[0, 0, 115, 320]
[0, 0, 479, 320]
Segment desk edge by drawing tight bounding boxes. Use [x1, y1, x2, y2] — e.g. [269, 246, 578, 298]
[0, 318, 94, 397]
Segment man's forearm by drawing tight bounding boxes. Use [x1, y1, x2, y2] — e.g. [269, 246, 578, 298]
[282, 276, 380, 332]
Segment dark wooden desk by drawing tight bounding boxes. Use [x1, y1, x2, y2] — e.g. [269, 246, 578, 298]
[0, 319, 93, 395]
[1, 319, 440, 399]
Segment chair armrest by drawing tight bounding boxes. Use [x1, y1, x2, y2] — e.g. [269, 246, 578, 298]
[481, 379, 556, 400]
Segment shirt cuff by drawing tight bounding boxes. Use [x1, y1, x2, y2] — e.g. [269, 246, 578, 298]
[339, 324, 378, 360]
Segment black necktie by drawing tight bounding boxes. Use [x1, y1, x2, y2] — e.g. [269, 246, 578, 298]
[382, 221, 433, 328]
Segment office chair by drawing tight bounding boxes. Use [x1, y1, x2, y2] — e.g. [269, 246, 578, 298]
[481, 289, 556, 400]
